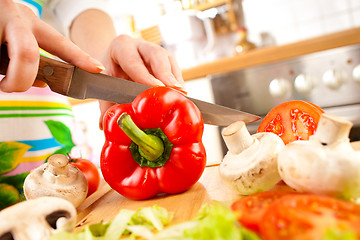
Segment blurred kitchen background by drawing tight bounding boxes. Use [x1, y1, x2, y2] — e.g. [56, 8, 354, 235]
[45, 0, 360, 166]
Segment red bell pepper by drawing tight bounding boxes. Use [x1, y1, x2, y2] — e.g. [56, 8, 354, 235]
[100, 87, 206, 200]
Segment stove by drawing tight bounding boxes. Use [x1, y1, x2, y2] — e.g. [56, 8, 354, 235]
[211, 43, 360, 142]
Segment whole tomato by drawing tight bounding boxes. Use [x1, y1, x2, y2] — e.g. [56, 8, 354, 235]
[69, 158, 100, 196]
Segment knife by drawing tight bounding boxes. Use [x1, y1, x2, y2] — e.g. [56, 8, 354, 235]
[0, 45, 260, 126]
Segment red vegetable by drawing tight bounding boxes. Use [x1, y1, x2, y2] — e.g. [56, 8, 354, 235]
[69, 158, 100, 197]
[257, 100, 324, 144]
[100, 87, 206, 200]
[260, 194, 360, 240]
[231, 191, 296, 233]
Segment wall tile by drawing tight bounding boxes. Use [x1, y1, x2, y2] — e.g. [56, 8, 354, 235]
[292, 0, 321, 23]
[317, 0, 351, 16]
[242, 0, 358, 45]
[322, 13, 353, 33]
[349, 0, 360, 8]
[297, 21, 325, 40]
[351, 8, 360, 26]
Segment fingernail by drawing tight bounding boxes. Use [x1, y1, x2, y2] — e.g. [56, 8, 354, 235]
[39, 83, 48, 88]
[153, 78, 165, 87]
[172, 85, 188, 95]
[33, 80, 48, 88]
[90, 58, 105, 71]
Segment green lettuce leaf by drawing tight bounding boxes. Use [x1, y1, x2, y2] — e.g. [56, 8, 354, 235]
[322, 228, 358, 240]
[49, 205, 172, 240]
[154, 201, 260, 240]
[184, 202, 260, 240]
[131, 204, 174, 231]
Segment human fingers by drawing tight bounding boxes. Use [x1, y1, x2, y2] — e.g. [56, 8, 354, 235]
[107, 35, 165, 87]
[0, 24, 39, 92]
[137, 39, 185, 90]
[169, 55, 184, 86]
[29, 11, 105, 73]
[98, 100, 116, 130]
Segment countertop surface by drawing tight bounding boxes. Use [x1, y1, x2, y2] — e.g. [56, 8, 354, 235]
[182, 27, 360, 81]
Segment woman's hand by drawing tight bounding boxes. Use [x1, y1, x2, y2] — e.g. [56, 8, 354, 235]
[0, 0, 104, 93]
[97, 35, 185, 129]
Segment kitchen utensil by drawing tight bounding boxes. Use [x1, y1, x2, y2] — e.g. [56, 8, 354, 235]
[0, 45, 260, 126]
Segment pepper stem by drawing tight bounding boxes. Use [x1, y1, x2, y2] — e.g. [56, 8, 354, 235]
[118, 113, 164, 161]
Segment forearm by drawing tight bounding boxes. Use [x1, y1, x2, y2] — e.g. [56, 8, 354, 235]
[69, 9, 117, 59]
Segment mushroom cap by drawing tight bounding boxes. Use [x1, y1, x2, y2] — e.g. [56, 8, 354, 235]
[23, 155, 88, 208]
[0, 197, 76, 240]
[278, 139, 360, 199]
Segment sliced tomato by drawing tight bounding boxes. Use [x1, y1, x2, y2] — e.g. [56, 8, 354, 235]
[231, 191, 296, 233]
[257, 100, 324, 144]
[260, 194, 360, 240]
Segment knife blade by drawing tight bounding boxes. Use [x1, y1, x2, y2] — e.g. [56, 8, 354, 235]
[0, 45, 260, 126]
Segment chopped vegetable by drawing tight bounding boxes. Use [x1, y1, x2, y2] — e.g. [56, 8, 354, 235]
[322, 228, 358, 240]
[231, 191, 296, 233]
[50, 202, 260, 240]
[153, 202, 260, 240]
[260, 194, 360, 240]
[257, 100, 324, 144]
[101, 86, 206, 200]
[49, 205, 173, 240]
[181, 202, 261, 240]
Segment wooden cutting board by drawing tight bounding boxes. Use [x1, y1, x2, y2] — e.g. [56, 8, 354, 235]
[75, 141, 360, 231]
[75, 165, 239, 231]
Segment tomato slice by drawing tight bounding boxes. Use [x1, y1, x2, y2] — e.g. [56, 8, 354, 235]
[257, 100, 324, 144]
[231, 191, 295, 233]
[260, 194, 360, 240]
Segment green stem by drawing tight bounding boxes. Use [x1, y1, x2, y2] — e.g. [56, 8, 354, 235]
[118, 113, 164, 162]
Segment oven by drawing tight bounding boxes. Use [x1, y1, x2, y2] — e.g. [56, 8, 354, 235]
[211, 43, 360, 152]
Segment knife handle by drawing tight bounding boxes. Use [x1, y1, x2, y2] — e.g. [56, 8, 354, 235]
[0, 44, 74, 95]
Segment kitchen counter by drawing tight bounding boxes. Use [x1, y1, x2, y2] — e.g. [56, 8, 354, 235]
[182, 27, 360, 81]
[75, 141, 360, 232]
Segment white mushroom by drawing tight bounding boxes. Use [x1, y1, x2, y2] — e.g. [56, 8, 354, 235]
[219, 121, 285, 195]
[0, 196, 76, 240]
[23, 154, 88, 208]
[278, 113, 360, 199]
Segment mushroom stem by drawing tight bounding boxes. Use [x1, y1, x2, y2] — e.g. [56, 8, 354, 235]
[315, 114, 353, 145]
[46, 154, 70, 176]
[222, 121, 254, 154]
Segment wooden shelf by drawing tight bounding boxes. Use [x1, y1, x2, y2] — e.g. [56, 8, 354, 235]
[182, 27, 360, 81]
